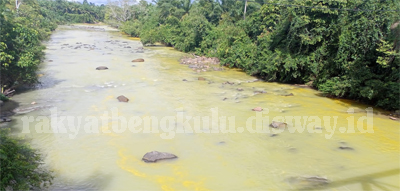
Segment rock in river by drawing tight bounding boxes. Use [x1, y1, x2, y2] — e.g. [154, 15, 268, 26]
[270, 121, 287, 128]
[287, 176, 329, 188]
[117, 95, 129, 102]
[0, 117, 11, 123]
[252, 107, 263, 112]
[142, 151, 177, 163]
[339, 146, 354, 150]
[198, 77, 206, 81]
[132, 58, 145, 62]
[96, 66, 108, 70]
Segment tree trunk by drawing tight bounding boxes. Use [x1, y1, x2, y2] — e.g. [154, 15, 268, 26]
[243, 0, 247, 20]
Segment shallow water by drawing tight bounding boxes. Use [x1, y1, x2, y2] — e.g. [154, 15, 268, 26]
[8, 25, 400, 190]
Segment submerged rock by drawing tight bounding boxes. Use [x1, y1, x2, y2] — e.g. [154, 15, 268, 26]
[339, 146, 354, 150]
[252, 107, 263, 112]
[142, 151, 177, 163]
[287, 176, 329, 188]
[132, 58, 144, 62]
[13, 105, 52, 114]
[214, 67, 224, 71]
[96, 66, 108, 70]
[0, 117, 11, 123]
[237, 88, 244, 91]
[117, 95, 129, 102]
[223, 81, 234, 85]
[270, 121, 287, 128]
[247, 79, 259, 83]
[198, 77, 206, 81]
[283, 93, 294, 96]
[254, 90, 267, 94]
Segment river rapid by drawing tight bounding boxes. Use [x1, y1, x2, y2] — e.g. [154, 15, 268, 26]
[7, 25, 400, 190]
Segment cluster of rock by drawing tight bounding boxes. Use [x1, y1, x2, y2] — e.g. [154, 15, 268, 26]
[70, 25, 106, 31]
[180, 56, 223, 72]
[61, 43, 97, 50]
[104, 40, 145, 52]
[94, 56, 145, 103]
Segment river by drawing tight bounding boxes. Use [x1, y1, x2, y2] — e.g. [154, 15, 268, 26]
[7, 25, 400, 190]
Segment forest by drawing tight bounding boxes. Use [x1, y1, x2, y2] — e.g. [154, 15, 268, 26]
[107, 0, 399, 110]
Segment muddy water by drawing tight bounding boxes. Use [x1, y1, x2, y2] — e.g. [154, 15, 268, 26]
[9, 25, 400, 190]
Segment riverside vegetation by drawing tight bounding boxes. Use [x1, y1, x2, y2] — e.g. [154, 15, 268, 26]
[0, 0, 104, 190]
[107, 0, 400, 111]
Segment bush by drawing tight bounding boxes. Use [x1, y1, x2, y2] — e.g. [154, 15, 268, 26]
[0, 129, 53, 190]
[120, 20, 142, 37]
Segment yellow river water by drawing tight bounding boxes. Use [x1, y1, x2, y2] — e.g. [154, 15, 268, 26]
[7, 25, 400, 190]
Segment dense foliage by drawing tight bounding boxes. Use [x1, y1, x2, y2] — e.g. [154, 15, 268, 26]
[39, 0, 106, 24]
[1, 0, 105, 93]
[0, 129, 53, 190]
[109, 0, 400, 110]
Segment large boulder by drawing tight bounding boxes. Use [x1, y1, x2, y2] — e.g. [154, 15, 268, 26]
[142, 151, 177, 163]
[117, 95, 129, 102]
[96, 66, 108, 70]
[270, 121, 287, 128]
[132, 58, 145, 62]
